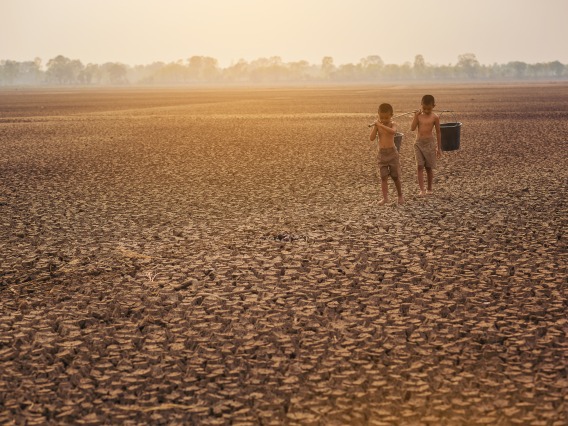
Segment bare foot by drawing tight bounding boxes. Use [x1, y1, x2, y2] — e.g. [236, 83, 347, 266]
[398, 196, 405, 205]
[378, 198, 388, 206]
[426, 190, 433, 195]
[418, 191, 426, 197]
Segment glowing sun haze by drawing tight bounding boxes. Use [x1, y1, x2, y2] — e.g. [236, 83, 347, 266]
[2, 0, 567, 67]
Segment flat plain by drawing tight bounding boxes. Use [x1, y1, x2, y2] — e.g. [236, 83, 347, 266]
[1, 84, 567, 425]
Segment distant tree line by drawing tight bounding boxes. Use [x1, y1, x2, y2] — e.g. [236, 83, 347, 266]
[1, 53, 567, 86]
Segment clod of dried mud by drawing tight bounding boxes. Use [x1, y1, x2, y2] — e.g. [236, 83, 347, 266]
[1, 85, 567, 425]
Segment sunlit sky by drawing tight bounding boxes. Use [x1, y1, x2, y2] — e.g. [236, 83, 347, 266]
[2, 0, 567, 67]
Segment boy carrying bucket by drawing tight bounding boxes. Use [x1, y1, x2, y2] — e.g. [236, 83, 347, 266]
[411, 95, 442, 195]
[369, 103, 405, 205]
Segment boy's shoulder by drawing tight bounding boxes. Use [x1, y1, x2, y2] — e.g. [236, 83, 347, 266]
[421, 112, 438, 121]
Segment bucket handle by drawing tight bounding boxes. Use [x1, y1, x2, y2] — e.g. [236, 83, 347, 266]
[438, 110, 458, 124]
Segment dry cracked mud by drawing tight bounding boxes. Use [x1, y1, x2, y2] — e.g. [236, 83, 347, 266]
[1, 84, 567, 425]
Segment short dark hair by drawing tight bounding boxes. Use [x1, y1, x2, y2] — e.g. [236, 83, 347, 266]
[378, 103, 393, 114]
[421, 95, 435, 105]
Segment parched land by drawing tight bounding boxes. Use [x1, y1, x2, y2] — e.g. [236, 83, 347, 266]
[0, 84, 566, 425]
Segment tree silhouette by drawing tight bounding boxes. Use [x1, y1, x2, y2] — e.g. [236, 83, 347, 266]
[360, 55, 384, 80]
[79, 64, 101, 85]
[223, 59, 249, 82]
[103, 63, 129, 85]
[1, 53, 566, 86]
[413, 54, 427, 78]
[506, 61, 528, 79]
[549, 60, 565, 77]
[188, 56, 219, 81]
[0, 60, 20, 85]
[321, 56, 335, 79]
[46, 55, 84, 84]
[457, 53, 480, 79]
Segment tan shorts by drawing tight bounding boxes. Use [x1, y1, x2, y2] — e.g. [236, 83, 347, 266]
[414, 137, 437, 169]
[378, 147, 401, 179]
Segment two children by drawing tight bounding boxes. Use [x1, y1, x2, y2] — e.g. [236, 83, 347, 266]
[369, 95, 442, 204]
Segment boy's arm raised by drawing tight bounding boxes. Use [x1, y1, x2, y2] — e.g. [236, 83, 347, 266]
[369, 123, 378, 141]
[410, 110, 420, 131]
[375, 121, 396, 134]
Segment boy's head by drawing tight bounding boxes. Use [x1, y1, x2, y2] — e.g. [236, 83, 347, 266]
[421, 95, 435, 114]
[378, 103, 393, 122]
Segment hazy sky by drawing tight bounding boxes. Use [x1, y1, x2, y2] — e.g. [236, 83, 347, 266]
[2, 0, 567, 67]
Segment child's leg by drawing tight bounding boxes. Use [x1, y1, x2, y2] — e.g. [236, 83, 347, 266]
[379, 176, 389, 205]
[426, 167, 434, 193]
[392, 177, 404, 204]
[417, 165, 425, 195]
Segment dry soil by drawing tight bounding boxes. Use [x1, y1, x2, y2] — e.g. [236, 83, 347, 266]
[0, 84, 567, 425]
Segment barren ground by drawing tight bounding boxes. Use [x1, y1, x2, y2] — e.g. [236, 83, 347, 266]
[0, 84, 567, 425]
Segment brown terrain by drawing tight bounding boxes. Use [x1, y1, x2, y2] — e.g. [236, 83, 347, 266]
[0, 84, 567, 425]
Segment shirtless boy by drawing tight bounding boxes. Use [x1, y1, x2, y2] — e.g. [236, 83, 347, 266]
[369, 103, 404, 205]
[410, 95, 442, 195]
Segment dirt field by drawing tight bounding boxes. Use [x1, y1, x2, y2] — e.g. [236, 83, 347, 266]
[1, 84, 567, 425]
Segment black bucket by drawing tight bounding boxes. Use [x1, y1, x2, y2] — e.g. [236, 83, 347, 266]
[394, 132, 403, 152]
[440, 122, 461, 151]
